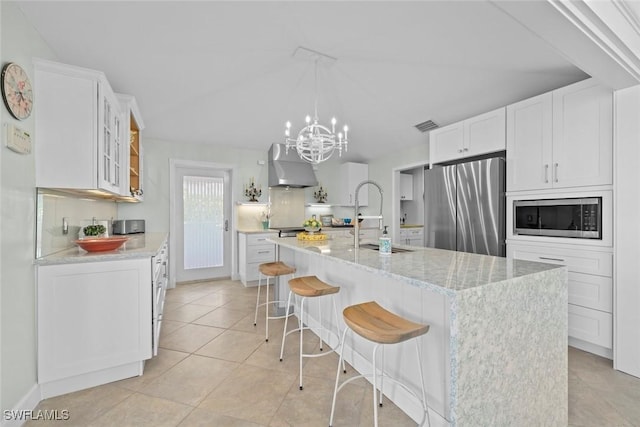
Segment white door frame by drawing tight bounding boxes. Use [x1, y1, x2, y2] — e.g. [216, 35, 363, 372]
[169, 159, 237, 288]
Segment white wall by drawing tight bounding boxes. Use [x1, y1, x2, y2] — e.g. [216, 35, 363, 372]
[0, 2, 57, 413]
[614, 85, 640, 378]
[1, 0, 4, 411]
[368, 140, 429, 230]
[117, 137, 431, 235]
[117, 138, 270, 231]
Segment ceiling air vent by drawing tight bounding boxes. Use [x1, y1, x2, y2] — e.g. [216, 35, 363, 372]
[414, 120, 438, 133]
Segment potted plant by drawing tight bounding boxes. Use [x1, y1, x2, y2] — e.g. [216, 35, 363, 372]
[83, 224, 106, 238]
[260, 208, 273, 230]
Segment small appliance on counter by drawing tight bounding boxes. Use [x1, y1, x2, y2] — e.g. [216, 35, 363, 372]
[112, 219, 145, 235]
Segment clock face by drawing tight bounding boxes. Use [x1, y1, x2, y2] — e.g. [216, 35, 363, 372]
[2, 63, 33, 120]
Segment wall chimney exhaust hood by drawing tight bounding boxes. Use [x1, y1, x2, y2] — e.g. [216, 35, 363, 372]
[268, 143, 318, 188]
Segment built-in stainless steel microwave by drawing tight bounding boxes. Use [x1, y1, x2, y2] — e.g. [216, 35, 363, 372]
[513, 197, 602, 239]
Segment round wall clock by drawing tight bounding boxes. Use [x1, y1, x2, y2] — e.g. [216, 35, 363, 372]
[1, 62, 34, 120]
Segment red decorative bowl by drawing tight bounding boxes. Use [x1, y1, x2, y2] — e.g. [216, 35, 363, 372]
[75, 237, 129, 252]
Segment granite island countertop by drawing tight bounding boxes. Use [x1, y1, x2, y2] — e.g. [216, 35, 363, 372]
[35, 232, 169, 266]
[269, 236, 562, 296]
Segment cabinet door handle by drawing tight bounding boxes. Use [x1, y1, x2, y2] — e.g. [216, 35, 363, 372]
[554, 163, 559, 183]
[539, 256, 565, 262]
[257, 250, 271, 254]
[224, 219, 229, 232]
[544, 164, 549, 183]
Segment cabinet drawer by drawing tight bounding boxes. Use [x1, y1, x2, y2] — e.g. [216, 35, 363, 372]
[507, 243, 612, 277]
[568, 304, 612, 349]
[246, 262, 268, 282]
[407, 228, 423, 237]
[247, 233, 276, 246]
[569, 272, 612, 313]
[246, 245, 275, 263]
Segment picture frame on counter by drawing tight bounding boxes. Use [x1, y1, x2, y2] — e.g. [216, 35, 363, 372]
[320, 214, 333, 227]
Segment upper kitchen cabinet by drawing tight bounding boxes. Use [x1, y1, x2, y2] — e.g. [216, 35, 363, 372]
[507, 78, 613, 192]
[117, 94, 145, 201]
[34, 59, 124, 196]
[400, 173, 414, 201]
[339, 162, 368, 206]
[429, 107, 506, 165]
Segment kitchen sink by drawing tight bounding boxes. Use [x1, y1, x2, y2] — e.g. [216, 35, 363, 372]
[358, 243, 413, 253]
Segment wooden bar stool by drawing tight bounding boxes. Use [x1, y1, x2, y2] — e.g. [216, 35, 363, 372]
[279, 275, 345, 391]
[253, 261, 296, 342]
[329, 301, 431, 427]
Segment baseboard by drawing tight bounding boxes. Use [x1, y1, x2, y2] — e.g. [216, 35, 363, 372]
[1, 384, 41, 427]
[39, 362, 142, 400]
[569, 337, 613, 359]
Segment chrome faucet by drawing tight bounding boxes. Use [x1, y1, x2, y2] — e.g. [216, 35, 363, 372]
[354, 180, 383, 249]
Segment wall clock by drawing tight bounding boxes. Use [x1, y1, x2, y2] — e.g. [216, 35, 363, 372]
[1, 62, 34, 120]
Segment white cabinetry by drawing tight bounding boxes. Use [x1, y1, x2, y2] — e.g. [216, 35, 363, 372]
[38, 259, 149, 397]
[506, 78, 612, 191]
[429, 107, 505, 165]
[339, 162, 368, 206]
[152, 240, 169, 355]
[400, 173, 414, 201]
[238, 232, 277, 286]
[37, 237, 169, 398]
[399, 227, 424, 246]
[507, 241, 613, 358]
[34, 58, 125, 195]
[117, 94, 145, 200]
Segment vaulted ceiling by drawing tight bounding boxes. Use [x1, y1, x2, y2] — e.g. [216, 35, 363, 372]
[16, 1, 590, 162]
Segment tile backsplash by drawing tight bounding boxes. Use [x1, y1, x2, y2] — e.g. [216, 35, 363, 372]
[36, 189, 118, 258]
[268, 187, 305, 228]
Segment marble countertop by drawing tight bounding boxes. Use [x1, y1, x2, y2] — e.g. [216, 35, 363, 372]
[269, 237, 563, 295]
[237, 227, 379, 234]
[35, 232, 169, 266]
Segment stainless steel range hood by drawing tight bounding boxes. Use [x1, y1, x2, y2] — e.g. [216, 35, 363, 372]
[268, 144, 318, 188]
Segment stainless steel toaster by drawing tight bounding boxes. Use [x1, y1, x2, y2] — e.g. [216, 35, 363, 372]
[112, 219, 145, 235]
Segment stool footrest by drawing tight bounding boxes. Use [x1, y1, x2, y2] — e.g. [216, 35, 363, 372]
[256, 299, 289, 309]
[267, 312, 294, 321]
[334, 372, 429, 425]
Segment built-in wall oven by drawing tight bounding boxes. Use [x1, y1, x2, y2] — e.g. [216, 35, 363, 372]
[513, 197, 602, 239]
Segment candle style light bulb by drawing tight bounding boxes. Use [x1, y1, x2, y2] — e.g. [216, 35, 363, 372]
[343, 125, 349, 139]
[331, 117, 337, 133]
[305, 115, 311, 124]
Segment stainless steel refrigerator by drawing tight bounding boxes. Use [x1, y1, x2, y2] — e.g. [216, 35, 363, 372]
[424, 157, 506, 256]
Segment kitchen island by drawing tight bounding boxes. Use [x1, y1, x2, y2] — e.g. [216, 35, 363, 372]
[269, 237, 567, 427]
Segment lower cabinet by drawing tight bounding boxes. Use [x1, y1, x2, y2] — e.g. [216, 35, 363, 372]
[238, 232, 277, 286]
[37, 241, 169, 398]
[507, 241, 613, 357]
[152, 239, 169, 356]
[399, 227, 424, 246]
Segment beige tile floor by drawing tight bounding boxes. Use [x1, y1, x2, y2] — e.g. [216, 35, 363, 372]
[27, 279, 640, 426]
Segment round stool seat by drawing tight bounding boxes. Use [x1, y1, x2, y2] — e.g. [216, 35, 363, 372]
[288, 275, 340, 298]
[343, 301, 430, 345]
[259, 261, 296, 277]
